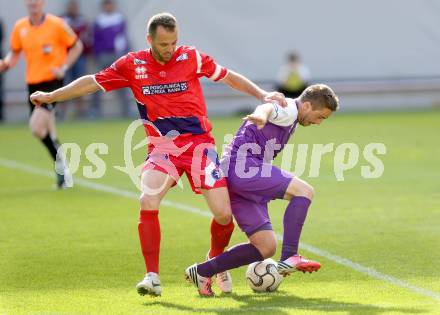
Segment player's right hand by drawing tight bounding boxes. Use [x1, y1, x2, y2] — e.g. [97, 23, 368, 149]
[0, 59, 9, 72]
[30, 91, 54, 106]
[243, 113, 267, 129]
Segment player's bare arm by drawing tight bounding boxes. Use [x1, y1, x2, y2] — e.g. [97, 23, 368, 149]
[52, 39, 84, 79]
[222, 70, 287, 107]
[243, 103, 273, 130]
[30, 75, 100, 106]
[0, 50, 21, 72]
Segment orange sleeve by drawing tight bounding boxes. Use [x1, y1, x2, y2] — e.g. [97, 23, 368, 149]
[10, 22, 22, 52]
[58, 19, 77, 48]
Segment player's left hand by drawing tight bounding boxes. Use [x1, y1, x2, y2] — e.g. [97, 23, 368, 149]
[264, 91, 287, 107]
[30, 91, 54, 106]
[51, 65, 67, 80]
[243, 113, 267, 129]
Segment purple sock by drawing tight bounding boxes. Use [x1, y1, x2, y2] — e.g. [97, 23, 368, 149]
[197, 243, 263, 278]
[281, 196, 311, 261]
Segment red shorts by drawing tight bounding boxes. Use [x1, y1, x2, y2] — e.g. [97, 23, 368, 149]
[142, 133, 227, 194]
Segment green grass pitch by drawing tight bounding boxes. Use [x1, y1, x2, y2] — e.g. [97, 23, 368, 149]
[1, 110, 439, 314]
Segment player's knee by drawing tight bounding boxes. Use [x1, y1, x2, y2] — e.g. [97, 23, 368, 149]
[29, 124, 45, 139]
[291, 181, 314, 200]
[262, 244, 277, 259]
[252, 235, 277, 259]
[139, 193, 162, 210]
[259, 241, 277, 259]
[213, 211, 232, 225]
[301, 183, 314, 200]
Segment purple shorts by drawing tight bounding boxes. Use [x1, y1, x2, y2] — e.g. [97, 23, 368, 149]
[224, 158, 294, 236]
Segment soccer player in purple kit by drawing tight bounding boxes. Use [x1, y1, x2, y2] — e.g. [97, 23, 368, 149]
[185, 84, 340, 296]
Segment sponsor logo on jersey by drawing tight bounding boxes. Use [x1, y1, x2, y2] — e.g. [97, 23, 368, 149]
[135, 66, 148, 79]
[176, 53, 188, 62]
[134, 58, 147, 65]
[135, 66, 146, 74]
[211, 169, 222, 181]
[135, 74, 149, 79]
[142, 82, 188, 95]
[42, 44, 52, 55]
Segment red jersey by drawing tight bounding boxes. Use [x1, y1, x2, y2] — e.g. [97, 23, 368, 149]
[94, 45, 228, 139]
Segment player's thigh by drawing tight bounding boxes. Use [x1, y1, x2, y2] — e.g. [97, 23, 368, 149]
[228, 161, 292, 203]
[29, 107, 51, 136]
[248, 230, 277, 259]
[201, 186, 232, 223]
[230, 193, 272, 238]
[283, 176, 314, 200]
[140, 169, 176, 210]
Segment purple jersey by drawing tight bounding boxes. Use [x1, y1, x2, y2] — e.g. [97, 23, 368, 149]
[222, 98, 299, 166]
[93, 12, 128, 55]
[221, 98, 299, 236]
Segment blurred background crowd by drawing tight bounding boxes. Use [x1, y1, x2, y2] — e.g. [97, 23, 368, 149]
[1, 0, 439, 122]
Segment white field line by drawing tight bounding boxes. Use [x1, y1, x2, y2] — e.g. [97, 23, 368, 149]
[1, 158, 439, 303]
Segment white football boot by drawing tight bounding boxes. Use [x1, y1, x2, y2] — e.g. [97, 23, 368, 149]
[136, 272, 162, 297]
[55, 155, 73, 189]
[206, 252, 232, 293]
[215, 270, 232, 293]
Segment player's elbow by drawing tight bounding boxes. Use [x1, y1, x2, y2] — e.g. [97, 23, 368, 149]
[257, 103, 273, 115]
[71, 39, 84, 55]
[76, 40, 84, 55]
[82, 75, 101, 93]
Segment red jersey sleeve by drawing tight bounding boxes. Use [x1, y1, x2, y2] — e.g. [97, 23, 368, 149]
[94, 55, 130, 92]
[195, 50, 228, 82]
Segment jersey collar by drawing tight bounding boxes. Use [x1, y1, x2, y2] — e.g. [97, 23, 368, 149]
[29, 13, 46, 26]
[147, 46, 182, 67]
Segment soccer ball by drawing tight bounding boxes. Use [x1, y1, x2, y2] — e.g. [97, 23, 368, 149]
[246, 258, 283, 292]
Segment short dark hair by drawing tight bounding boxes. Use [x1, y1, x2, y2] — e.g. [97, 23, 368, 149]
[287, 52, 299, 63]
[147, 12, 177, 37]
[102, 0, 113, 6]
[299, 84, 340, 111]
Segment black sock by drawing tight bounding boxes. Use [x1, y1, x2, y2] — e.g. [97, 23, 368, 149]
[41, 134, 60, 161]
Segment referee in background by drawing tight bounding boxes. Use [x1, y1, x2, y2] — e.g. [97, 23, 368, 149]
[0, 0, 83, 188]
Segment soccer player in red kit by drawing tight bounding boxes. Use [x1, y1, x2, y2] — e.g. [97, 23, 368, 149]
[30, 12, 286, 296]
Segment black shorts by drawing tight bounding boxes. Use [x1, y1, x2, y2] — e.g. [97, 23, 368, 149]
[27, 79, 64, 114]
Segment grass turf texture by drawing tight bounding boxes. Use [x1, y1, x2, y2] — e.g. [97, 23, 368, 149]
[1, 110, 439, 314]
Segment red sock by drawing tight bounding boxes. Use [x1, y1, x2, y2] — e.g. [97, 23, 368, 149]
[209, 218, 235, 258]
[138, 210, 160, 274]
